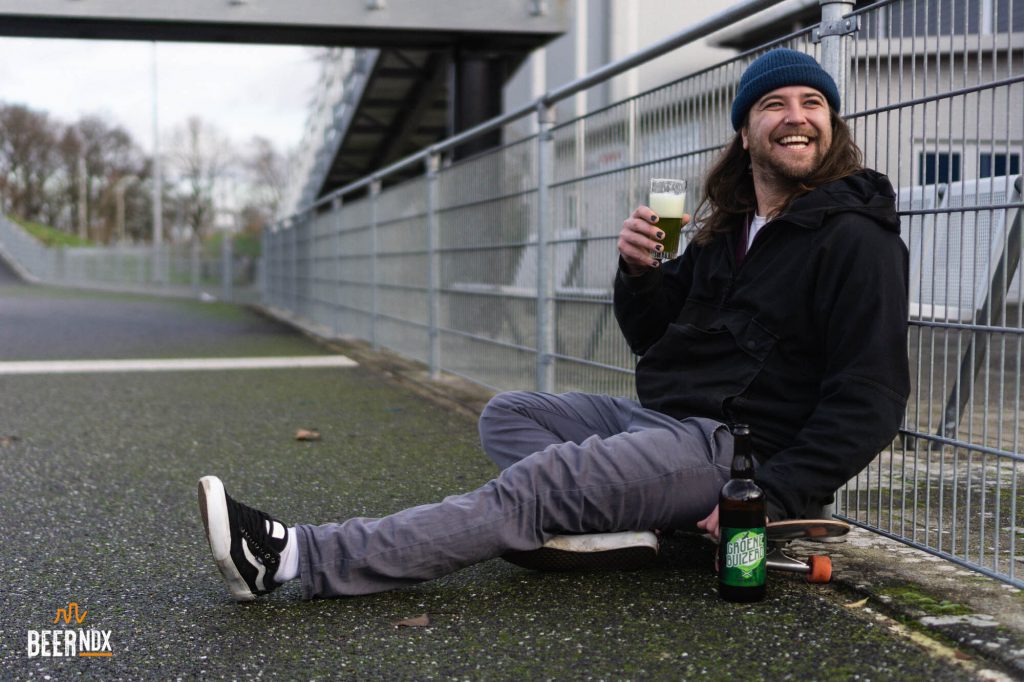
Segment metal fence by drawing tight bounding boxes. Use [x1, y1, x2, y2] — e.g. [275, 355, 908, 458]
[264, 0, 1023, 587]
[0, 215, 259, 304]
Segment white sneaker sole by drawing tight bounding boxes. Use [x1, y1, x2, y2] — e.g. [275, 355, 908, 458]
[543, 531, 658, 553]
[198, 476, 256, 601]
[503, 531, 659, 572]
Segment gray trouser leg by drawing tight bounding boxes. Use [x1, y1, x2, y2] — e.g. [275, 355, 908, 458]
[296, 391, 731, 598]
[478, 391, 642, 470]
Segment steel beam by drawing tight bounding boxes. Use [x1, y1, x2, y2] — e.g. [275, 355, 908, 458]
[0, 0, 568, 48]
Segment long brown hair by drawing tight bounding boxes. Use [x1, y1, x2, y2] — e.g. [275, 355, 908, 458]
[691, 110, 863, 245]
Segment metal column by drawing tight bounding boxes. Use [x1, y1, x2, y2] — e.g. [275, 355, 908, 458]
[535, 103, 556, 393]
[332, 196, 344, 338]
[817, 0, 856, 518]
[370, 178, 382, 350]
[426, 152, 442, 379]
[816, 0, 856, 105]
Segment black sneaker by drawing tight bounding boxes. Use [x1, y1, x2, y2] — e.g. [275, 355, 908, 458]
[502, 531, 659, 572]
[198, 476, 289, 601]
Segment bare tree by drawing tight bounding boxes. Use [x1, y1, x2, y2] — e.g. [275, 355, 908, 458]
[75, 116, 146, 242]
[0, 102, 285, 247]
[169, 116, 235, 242]
[240, 135, 288, 230]
[0, 103, 59, 222]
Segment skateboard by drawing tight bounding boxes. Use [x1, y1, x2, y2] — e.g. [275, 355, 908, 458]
[713, 519, 850, 583]
[764, 519, 850, 583]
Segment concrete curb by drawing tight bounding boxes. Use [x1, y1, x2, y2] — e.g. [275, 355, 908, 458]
[819, 528, 1024, 678]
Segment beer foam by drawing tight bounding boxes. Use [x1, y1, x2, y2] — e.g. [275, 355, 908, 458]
[648, 192, 685, 218]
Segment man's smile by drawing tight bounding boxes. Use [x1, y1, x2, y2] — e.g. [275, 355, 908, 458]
[776, 134, 813, 148]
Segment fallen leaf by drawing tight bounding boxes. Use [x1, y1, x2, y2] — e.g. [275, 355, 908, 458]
[844, 598, 869, 609]
[0, 435, 21, 448]
[393, 613, 430, 628]
[295, 429, 321, 442]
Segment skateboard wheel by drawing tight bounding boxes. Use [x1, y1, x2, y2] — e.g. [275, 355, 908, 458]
[805, 555, 832, 583]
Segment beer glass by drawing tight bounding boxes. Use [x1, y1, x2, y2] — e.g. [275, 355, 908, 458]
[648, 178, 686, 260]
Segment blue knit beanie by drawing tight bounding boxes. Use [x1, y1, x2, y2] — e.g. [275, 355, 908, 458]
[731, 48, 840, 130]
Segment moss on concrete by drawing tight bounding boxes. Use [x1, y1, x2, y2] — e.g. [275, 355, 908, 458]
[878, 584, 974, 616]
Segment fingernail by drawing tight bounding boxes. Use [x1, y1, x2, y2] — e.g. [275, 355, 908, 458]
[655, 244, 664, 253]
[650, 214, 659, 223]
[656, 231, 665, 240]
[651, 259, 660, 268]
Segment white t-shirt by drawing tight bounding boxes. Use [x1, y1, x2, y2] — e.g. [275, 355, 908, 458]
[748, 214, 768, 250]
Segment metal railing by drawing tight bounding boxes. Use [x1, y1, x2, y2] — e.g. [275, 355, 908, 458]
[0, 215, 258, 303]
[264, 0, 1023, 587]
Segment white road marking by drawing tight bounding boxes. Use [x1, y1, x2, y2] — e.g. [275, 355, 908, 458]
[0, 356, 358, 375]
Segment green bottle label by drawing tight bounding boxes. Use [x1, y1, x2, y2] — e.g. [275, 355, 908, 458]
[721, 526, 767, 587]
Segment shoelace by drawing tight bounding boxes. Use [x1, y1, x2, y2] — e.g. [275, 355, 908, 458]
[233, 499, 281, 569]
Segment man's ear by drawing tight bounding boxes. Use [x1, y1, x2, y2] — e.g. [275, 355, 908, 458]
[740, 127, 749, 150]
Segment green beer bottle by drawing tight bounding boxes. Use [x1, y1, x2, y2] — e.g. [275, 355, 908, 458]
[718, 424, 767, 602]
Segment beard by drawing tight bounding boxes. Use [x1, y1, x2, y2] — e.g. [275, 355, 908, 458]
[747, 135, 828, 185]
[745, 120, 831, 187]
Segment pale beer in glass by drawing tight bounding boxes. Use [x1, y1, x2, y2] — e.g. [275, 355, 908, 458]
[648, 178, 686, 260]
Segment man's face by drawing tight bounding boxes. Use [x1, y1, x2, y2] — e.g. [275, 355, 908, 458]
[740, 85, 833, 183]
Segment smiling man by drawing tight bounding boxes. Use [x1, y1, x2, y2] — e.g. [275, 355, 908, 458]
[617, 48, 909, 538]
[197, 49, 911, 602]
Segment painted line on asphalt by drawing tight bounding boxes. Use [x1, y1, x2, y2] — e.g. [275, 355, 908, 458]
[0, 356, 358, 375]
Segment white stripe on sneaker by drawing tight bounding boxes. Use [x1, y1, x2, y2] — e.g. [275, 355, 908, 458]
[243, 539, 267, 594]
[269, 520, 287, 540]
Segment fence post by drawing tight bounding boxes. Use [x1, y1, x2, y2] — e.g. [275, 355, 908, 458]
[425, 152, 442, 380]
[370, 178, 382, 350]
[222, 232, 233, 302]
[818, 0, 855, 519]
[191, 238, 201, 296]
[535, 103, 556, 393]
[161, 245, 170, 292]
[332, 196, 344, 338]
[290, 216, 299, 311]
[817, 0, 855, 106]
[152, 239, 162, 288]
[260, 227, 268, 303]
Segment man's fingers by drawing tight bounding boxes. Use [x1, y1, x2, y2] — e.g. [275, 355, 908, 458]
[631, 205, 660, 224]
[696, 505, 721, 542]
[618, 205, 687, 273]
[618, 212, 666, 272]
[620, 225, 661, 253]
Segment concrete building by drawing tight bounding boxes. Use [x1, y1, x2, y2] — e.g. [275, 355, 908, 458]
[502, 0, 739, 138]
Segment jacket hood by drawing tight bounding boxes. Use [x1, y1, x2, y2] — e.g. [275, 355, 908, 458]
[781, 169, 900, 233]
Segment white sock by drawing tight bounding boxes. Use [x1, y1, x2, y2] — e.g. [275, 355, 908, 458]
[275, 526, 300, 583]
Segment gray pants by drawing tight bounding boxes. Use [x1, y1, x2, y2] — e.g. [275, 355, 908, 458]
[295, 391, 732, 598]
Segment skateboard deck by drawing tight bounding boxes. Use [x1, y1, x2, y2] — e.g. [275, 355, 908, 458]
[765, 519, 850, 583]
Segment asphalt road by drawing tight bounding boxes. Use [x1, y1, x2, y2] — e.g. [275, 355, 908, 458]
[0, 272, 991, 680]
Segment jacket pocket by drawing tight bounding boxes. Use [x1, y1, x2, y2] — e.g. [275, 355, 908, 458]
[635, 315, 777, 419]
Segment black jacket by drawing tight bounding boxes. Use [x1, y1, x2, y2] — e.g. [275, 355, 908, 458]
[614, 169, 911, 520]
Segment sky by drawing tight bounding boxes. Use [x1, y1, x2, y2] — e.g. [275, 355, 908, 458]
[0, 37, 324, 155]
